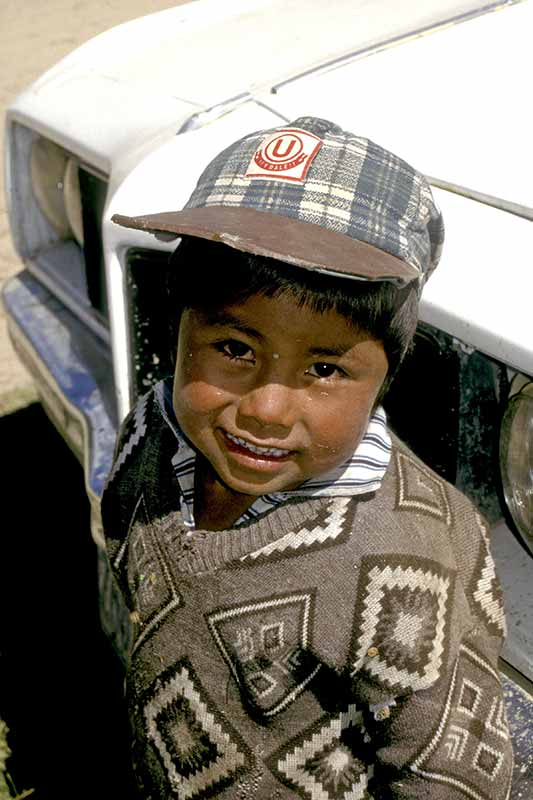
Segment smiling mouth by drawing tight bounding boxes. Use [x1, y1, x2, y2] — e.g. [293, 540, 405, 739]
[224, 431, 292, 458]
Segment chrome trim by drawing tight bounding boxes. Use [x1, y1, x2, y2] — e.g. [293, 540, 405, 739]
[426, 176, 533, 221]
[177, 93, 252, 133]
[177, 94, 293, 135]
[107, 247, 135, 420]
[270, 1, 524, 93]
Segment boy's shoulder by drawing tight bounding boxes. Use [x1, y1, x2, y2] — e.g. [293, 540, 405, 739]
[104, 384, 159, 485]
[383, 431, 475, 523]
[372, 432, 507, 639]
[101, 380, 177, 530]
[376, 430, 490, 564]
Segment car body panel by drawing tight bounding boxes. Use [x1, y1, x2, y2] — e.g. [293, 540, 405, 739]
[420, 190, 533, 375]
[6, 85, 198, 183]
[6, 1, 521, 185]
[264, 0, 533, 210]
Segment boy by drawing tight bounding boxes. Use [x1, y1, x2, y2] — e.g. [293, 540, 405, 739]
[103, 117, 513, 799]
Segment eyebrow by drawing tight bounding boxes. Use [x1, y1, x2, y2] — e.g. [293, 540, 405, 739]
[200, 310, 265, 342]
[307, 345, 351, 358]
[200, 310, 353, 359]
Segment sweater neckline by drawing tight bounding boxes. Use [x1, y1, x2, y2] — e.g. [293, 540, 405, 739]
[166, 494, 352, 575]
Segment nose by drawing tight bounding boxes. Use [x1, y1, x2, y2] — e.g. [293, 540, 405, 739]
[237, 382, 297, 435]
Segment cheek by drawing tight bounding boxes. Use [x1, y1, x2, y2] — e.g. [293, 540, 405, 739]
[311, 410, 367, 456]
[173, 347, 241, 424]
[173, 378, 231, 419]
[305, 389, 378, 462]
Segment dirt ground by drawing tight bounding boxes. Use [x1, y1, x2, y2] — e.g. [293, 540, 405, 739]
[0, 0, 189, 414]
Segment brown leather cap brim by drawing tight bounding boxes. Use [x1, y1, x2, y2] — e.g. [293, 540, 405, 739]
[112, 206, 419, 285]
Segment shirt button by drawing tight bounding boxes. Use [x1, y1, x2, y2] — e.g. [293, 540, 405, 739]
[367, 646, 379, 658]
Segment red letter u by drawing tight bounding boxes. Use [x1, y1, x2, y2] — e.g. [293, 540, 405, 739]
[272, 137, 295, 158]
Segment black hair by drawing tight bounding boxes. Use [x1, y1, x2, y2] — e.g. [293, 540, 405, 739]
[167, 236, 419, 400]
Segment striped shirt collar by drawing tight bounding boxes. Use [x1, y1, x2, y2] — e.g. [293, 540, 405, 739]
[156, 379, 391, 528]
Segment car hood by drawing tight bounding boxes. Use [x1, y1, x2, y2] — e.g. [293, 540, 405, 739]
[7, 0, 512, 176]
[8, 0, 532, 374]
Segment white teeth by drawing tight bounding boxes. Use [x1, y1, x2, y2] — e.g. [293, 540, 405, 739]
[226, 432, 289, 457]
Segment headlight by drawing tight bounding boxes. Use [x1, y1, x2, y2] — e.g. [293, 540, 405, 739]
[30, 138, 84, 246]
[64, 156, 84, 246]
[499, 379, 533, 552]
[30, 138, 70, 239]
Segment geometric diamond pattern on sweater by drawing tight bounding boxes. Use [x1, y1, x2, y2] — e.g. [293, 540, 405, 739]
[395, 450, 452, 526]
[470, 513, 507, 637]
[206, 590, 320, 717]
[125, 495, 183, 656]
[411, 643, 511, 798]
[106, 390, 149, 485]
[350, 555, 452, 692]
[143, 658, 251, 798]
[268, 704, 373, 799]
[242, 497, 354, 564]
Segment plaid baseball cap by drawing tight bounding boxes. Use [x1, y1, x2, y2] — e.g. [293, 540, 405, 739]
[113, 116, 444, 287]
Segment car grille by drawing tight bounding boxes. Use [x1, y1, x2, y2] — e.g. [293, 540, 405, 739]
[125, 247, 175, 402]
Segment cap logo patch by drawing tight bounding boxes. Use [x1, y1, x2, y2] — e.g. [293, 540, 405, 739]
[245, 128, 322, 182]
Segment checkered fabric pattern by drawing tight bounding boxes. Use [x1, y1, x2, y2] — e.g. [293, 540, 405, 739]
[113, 117, 445, 289]
[184, 117, 444, 286]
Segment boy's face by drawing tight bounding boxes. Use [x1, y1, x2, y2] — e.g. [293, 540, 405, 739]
[173, 291, 388, 498]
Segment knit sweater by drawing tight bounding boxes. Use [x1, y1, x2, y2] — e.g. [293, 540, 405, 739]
[101, 385, 513, 800]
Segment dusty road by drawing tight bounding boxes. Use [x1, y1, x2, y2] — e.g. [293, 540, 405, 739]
[0, 0, 189, 413]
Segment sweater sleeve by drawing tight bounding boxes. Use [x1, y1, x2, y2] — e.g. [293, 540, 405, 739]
[360, 631, 512, 798]
[356, 503, 513, 799]
[100, 391, 152, 610]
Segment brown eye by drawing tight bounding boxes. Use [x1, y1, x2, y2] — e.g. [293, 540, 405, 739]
[308, 362, 343, 379]
[216, 339, 255, 362]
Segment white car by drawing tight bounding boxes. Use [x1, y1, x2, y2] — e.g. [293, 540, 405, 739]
[3, 0, 532, 785]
